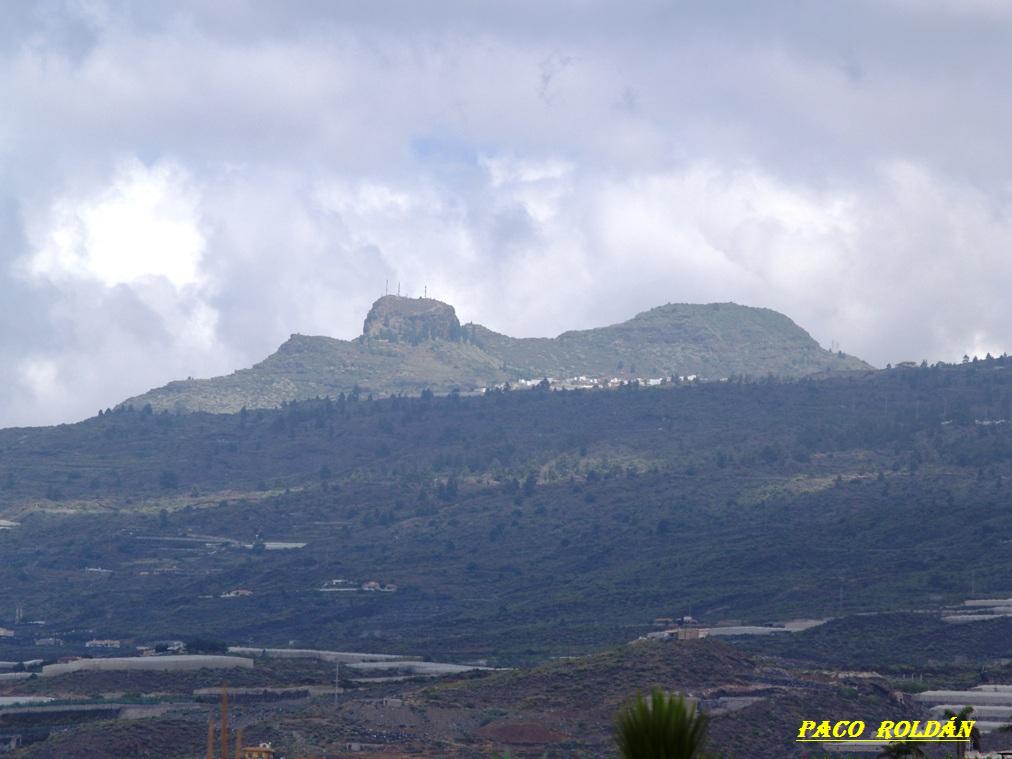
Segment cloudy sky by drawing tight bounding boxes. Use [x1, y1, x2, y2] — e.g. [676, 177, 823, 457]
[2, 0, 1011, 427]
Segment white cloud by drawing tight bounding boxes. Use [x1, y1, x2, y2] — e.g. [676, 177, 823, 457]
[27, 158, 204, 288]
[5, 156, 226, 426]
[1, 1, 1012, 426]
[481, 155, 572, 188]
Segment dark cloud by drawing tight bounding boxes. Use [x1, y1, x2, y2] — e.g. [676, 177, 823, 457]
[1, 0, 1010, 425]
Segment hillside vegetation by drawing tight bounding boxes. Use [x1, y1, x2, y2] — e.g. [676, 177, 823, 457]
[419, 639, 915, 758]
[120, 296, 871, 413]
[3, 638, 924, 759]
[1, 358, 1010, 661]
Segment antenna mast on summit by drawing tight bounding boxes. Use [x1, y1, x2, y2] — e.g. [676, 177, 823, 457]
[397, 282, 401, 296]
[424, 285, 427, 298]
[385, 279, 388, 296]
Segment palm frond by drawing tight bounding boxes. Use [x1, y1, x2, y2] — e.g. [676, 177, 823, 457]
[614, 689, 709, 759]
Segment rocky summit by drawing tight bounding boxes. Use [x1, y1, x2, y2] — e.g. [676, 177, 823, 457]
[120, 296, 873, 413]
[362, 295, 464, 343]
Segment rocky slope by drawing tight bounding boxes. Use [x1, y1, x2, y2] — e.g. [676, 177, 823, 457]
[121, 296, 872, 413]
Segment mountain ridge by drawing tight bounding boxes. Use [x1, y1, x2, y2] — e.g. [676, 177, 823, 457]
[121, 296, 873, 413]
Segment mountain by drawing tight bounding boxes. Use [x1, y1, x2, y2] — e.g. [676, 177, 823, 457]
[121, 295, 872, 413]
[470, 301, 869, 379]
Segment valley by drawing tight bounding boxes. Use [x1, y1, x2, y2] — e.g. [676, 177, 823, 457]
[1, 357, 1011, 755]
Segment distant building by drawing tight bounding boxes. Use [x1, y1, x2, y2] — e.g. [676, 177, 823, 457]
[642, 626, 706, 642]
[0, 628, 15, 638]
[242, 743, 277, 758]
[34, 637, 63, 647]
[85, 639, 121, 648]
[361, 581, 397, 592]
[136, 640, 185, 655]
[220, 589, 253, 598]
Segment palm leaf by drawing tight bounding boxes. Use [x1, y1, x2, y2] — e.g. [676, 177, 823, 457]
[615, 689, 709, 759]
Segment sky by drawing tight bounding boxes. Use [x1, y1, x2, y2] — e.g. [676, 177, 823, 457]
[2, 0, 1012, 427]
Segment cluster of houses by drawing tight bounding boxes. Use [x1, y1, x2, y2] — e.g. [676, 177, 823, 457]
[0, 630, 110, 648]
[501, 375, 695, 392]
[0, 630, 190, 663]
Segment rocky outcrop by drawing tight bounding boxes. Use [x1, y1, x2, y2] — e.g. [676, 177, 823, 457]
[361, 295, 462, 343]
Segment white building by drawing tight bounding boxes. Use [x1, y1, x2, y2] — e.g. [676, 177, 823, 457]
[85, 639, 121, 648]
[220, 589, 253, 598]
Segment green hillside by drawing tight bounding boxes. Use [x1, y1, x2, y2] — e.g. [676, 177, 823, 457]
[472, 301, 870, 378]
[2, 358, 1010, 661]
[121, 296, 872, 413]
